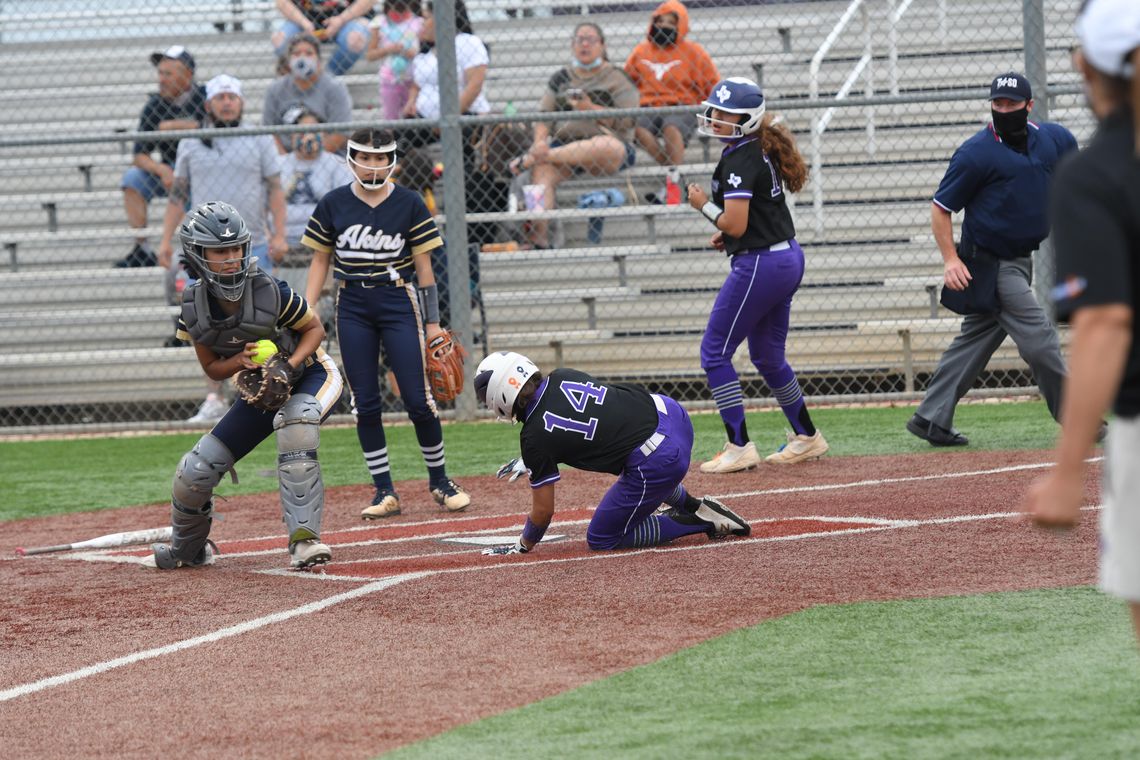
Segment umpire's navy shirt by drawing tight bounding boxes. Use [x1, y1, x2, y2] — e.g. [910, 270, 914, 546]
[932, 121, 1077, 259]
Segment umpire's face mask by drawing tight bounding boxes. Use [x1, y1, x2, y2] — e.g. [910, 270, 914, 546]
[991, 104, 1030, 149]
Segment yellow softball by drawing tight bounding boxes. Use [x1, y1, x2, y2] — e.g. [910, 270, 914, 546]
[250, 339, 278, 366]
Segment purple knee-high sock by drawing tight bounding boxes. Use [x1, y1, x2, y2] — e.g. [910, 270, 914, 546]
[764, 366, 815, 436]
[707, 365, 749, 445]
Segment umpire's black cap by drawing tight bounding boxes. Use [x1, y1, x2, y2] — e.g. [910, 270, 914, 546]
[989, 72, 1032, 101]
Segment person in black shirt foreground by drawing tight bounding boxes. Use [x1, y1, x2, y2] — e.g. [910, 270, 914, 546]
[474, 351, 751, 554]
[1025, 0, 1140, 641]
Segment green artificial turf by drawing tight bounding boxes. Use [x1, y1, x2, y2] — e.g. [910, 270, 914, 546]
[0, 401, 1066, 521]
[385, 588, 1140, 759]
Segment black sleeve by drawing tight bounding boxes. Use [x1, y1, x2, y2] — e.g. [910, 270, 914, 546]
[133, 96, 161, 156]
[720, 146, 767, 202]
[1051, 160, 1134, 321]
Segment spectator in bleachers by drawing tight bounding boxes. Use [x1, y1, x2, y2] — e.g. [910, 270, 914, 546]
[278, 108, 352, 299]
[401, 1, 489, 129]
[115, 46, 206, 269]
[263, 33, 353, 155]
[366, 0, 423, 121]
[624, 1, 719, 203]
[509, 22, 640, 249]
[272, 0, 373, 76]
[157, 75, 289, 424]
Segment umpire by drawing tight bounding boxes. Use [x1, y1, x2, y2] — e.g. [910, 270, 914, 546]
[1027, 0, 1140, 640]
[907, 72, 1077, 446]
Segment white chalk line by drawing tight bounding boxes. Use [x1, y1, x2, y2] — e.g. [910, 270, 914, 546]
[0, 572, 427, 704]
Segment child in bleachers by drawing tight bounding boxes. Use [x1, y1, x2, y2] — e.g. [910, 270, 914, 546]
[367, 0, 423, 121]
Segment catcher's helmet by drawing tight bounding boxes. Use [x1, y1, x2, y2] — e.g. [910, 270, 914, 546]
[179, 201, 253, 302]
[474, 351, 540, 422]
[697, 77, 765, 138]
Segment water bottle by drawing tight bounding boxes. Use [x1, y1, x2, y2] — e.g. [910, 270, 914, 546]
[665, 167, 682, 206]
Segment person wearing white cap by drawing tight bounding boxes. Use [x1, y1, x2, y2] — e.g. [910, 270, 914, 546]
[157, 73, 289, 424]
[1026, 0, 1140, 642]
[115, 45, 205, 269]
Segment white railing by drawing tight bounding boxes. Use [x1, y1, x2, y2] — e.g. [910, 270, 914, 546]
[809, 0, 929, 235]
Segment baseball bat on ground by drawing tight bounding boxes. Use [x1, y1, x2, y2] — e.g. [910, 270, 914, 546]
[15, 526, 172, 556]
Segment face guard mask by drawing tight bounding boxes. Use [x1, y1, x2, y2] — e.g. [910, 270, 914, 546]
[347, 139, 398, 190]
[649, 25, 677, 46]
[697, 107, 752, 140]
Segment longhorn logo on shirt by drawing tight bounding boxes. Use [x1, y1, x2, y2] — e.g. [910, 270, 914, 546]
[641, 59, 682, 81]
[336, 224, 406, 252]
[715, 84, 732, 103]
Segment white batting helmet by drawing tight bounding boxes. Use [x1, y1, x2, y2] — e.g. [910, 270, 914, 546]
[473, 351, 540, 421]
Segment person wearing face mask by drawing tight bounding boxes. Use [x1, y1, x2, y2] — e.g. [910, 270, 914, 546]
[263, 34, 353, 155]
[271, 0, 373, 77]
[624, 1, 719, 201]
[509, 21, 641, 249]
[906, 71, 1079, 448]
[1025, 0, 1140, 642]
[277, 109, 353, 299]
[301, 128, 472, 519]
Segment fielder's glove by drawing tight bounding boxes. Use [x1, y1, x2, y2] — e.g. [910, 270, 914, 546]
[481, 538, 530, 556]
[425, 329, 467, 402]
[496, 458, 529, 483]
[235, 353, 302, 412]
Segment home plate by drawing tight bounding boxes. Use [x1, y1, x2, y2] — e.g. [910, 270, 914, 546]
[440, 534, 568, 546]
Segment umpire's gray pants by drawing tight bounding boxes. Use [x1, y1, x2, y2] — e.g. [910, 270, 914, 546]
[916, 257, 1066, 429]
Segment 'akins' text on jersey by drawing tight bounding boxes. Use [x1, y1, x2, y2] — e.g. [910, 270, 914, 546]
[712, 136, 796, 255]
[520, 368, 659, 487]
[301, 183, 443, 284]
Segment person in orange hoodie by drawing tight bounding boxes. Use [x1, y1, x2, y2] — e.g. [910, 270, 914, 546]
[624, 0, 719, 199]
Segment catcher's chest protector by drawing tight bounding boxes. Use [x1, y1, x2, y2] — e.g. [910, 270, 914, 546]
[183, 272, 299, 358]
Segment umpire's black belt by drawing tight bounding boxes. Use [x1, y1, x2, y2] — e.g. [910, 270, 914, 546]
[340, 278, 408, 289]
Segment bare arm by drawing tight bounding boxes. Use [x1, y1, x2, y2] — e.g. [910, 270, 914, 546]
[1027, 304, 1132, 527]
[195, 341, 257, 382]
[288, 310, 327, 368]
[932, 203, 971, 291]
[275, 0, 312, 28]
[157, 119, 201, 131]
[266, 174, 288, 262]
[458, 65, 487, 114]
[158, 177, 190, 267]
[413, 249, 442, 340]
[685, 187, 749, 239]
[304, 249, 331, 311]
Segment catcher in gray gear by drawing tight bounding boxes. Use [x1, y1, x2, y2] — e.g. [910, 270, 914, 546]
[146, 201, 344, 570]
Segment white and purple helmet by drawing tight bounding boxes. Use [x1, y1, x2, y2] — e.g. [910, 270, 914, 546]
[473, 351, 540, 421]
[697, 77, 765, 138]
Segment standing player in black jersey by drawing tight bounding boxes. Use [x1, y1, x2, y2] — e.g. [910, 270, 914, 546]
[686, 77, 828, 474]
[473, 351, 750, 555]
[1026, 0, 1140, 641]
[147, 201, 344, 570]
[301, 127, 470, 519]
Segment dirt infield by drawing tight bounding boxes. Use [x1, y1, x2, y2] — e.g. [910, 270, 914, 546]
[0, 450, 1100, 758]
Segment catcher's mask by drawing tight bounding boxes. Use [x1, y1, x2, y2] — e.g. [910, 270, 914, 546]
[347, 138, 398, 190]
[474, 351, 540, 422]
[697, 77, 765, 139]
[179, 201, 254, 302]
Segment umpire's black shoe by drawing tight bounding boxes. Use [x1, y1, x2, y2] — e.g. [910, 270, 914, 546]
[906, 414, 969, 447]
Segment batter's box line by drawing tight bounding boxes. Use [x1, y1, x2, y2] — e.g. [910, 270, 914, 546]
[715, 457, 1104, 500]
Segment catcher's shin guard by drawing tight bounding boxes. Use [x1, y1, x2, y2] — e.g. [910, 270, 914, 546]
[274, 394, 325, 544]
[155, 433, 235, 568]
[152, 501, 216, 569]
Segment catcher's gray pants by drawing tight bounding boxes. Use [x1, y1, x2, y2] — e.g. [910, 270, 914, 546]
[916, 257, 1066, 429]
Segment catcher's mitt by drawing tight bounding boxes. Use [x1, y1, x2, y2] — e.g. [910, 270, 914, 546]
[425, 330, 467, 402]
[235, 353, 302, 412]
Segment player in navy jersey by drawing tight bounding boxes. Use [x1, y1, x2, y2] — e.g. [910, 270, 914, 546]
[685, 77, 828, 474]
[301, 127, 470, 518]
[147, 201, 344, 570]
[474, 351, 750, 555]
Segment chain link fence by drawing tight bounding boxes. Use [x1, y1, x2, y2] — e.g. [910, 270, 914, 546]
[0, 0, 1091, 432]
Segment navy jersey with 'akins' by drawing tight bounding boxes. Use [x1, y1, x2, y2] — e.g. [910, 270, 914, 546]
[300, 183, 443, 284]
[712, 136, 796, 255]
[520, 368, 659, 487]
